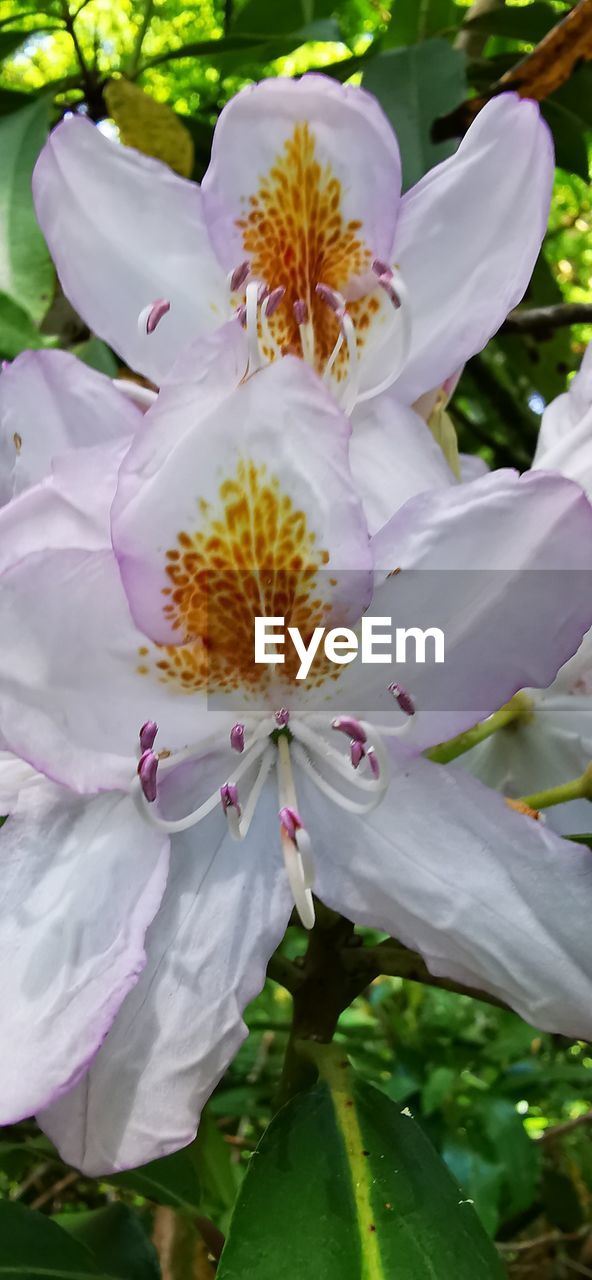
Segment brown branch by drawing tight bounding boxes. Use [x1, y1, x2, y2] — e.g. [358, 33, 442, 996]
[501, 302, 592, 337]
[498, 1226, 591, 1253]
[341, 939, 510, 1011]
[539, 1108, 592, 1143]
[29, 1169, 78, 1211]
[435, 0, 592, 140]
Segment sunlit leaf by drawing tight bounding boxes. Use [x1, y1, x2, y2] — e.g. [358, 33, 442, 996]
[0, 96, 54, 323]
[364, 39, 467, 189]
[218, 1049, 504, 1278]
[53, 1205, 160, 1280]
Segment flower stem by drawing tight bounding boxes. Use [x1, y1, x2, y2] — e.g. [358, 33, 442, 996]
[519, 764, 592, 812]
[426, 691, 533, 765]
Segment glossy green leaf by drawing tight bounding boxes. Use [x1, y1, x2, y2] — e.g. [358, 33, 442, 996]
[383, 0, 459, 48]
[363, 40, 467, 189]
[0, 97, 53, 323]
[421, 1065, 456, 1116]
[461, 1, 560, 43]
[72, 337, 119, 377]
[478, 1097, 541, 1219]
[442, 1138, 503, 1237]
[568, 833, 592, 849]
[218, 1049, 504, 1279]
[232, 0, 336, 35]
[193, 1108, 242, 1215]
[0, 290, 54, 358]
[0, 1200, 108, 1279]
[542, 100, 590, 181]
[105, 1147, 201, 1212]
[54, 1205, 160, 1280]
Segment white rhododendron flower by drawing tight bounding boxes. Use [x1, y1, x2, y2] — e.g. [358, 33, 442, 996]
[0, 326, 592, 1175]
[32, 75, 553, 413]
[463, 344, 592, 830]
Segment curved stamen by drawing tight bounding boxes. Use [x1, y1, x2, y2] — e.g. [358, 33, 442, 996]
[275, 708, 290, 728]
[138, 749, 159, 802]
[229, 260, 250, 293]
[277, 735, 315, 930]
[290, 719, 387, 794]
[245, 280, 265, 374]
[235, 746, 275, 839]
[388, 683, 416, 716]
[315, 283, 359, 414]
[372, 258, 401, 308]
[230, 722, 245, 753]
[350, 739, 365, 769]
[291, 741, 385, 816]
[332, 716, 367, 744]
[138, 298, 170, 335]
[139, 719, 158, 752]
[136, 736, 269, 834]
[356, 270, 412, 405]
[293, 298, 315, 366]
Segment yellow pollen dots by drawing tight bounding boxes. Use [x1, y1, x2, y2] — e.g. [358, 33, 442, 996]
[137, 459, 335, 695]
[236, 122, 380, 378]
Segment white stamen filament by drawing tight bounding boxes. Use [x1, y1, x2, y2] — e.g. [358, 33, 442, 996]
[355, 271, 412, 404]
[290, 718, 386, 793]
[232, 263, 411, 411]
[245, 280, 266, 374]
[136, 707, 392, 929]
[277, 734, 315, 929]
[135, 735, 269, 834]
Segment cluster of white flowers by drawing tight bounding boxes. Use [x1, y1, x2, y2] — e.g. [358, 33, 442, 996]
[0, 74, 590, 1177]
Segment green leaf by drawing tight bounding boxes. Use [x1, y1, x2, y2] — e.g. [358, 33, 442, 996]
[421, 1065, 456, 1116]
[0, 1200, 107, 1279]
[0, 291, 54, 358]
[542, 100, 590, 181]
[0, 97, 54, 323]
[442, 1138, 503, 1237]
[384, 0, 459, 48]
[568, 833, 592, 849]
[478, 1097, 541, 1219]
[105, 1147, 201, 1212]
[193, 1109, 241, 1214]
[363, 40, 467, 190]
[462, 1, 560, 43]
[54, 1205, 160, 1280]
[232, 0, 336, 35]
[218, 1048, 504, 1278]
[72, 337, 119, 377]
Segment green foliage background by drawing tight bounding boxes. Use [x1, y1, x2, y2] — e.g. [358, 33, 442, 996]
[0, 1, 591, 1276]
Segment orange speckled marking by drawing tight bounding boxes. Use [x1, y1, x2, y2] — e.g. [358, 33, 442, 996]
[236, 122, 380, 378]
[137, 459, 337, 694]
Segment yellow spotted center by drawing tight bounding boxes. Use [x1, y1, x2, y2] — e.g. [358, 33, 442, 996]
[236, 122, 380, 380]
[137, 459, 338, 694]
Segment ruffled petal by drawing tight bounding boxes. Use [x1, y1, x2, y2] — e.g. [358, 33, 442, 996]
[0, 786, 169, 1123]
[0, 350, 142, 501]
[33, 116, 228, 383]
[308, 751, 592, 1037]
[350, 392, 455, 535]
[0, 546, 234, 792]
[389, 95, 554, 404]
[38, 787, 292, 1174]
[341, 469, 592, 749]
